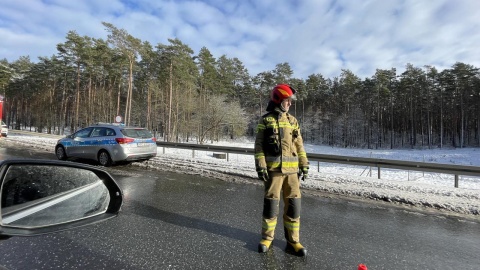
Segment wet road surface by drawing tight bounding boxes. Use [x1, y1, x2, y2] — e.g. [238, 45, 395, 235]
[0, 145, 479, 269]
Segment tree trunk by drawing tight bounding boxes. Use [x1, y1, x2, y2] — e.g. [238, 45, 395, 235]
[75, 63, 80, 131]
[167, 61, 173, 142]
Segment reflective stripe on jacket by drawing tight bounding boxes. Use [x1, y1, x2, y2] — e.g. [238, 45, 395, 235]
[254, 109, 308, 174]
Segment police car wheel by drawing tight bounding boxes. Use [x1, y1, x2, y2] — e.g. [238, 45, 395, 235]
[56, 146, 67, 160]
[98, 150, 112, 167]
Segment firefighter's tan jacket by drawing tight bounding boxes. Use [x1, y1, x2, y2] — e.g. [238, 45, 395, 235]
[254, 108, 308, 174]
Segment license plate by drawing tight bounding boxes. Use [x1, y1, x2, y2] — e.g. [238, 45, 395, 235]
[137, 143, 150, 147]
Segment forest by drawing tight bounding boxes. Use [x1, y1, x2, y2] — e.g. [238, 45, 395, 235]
[1, 22, 480, 149]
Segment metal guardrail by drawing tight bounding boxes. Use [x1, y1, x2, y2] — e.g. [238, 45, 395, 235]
[156, 141, 480, 188]
[9, 131, 476, 187]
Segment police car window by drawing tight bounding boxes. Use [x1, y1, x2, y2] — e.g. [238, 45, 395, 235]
[121, 129, 138, 138]
[122, 129, 152, 138]
[105, 128, 115, 136]
[136, 129, 152, 138]
[91, 128, 103, 137]
[74, 128, 93, 138]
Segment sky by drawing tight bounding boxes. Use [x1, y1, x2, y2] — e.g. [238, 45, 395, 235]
[1, 0, 480, 79]
[3, 131, 480, 217]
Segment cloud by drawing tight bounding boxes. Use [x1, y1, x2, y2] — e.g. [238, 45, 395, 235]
[1, 0, 479, 80]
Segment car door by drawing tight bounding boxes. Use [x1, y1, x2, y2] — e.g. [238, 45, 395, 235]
[68, 127, 93, 158]
[88, 127, 107, 160]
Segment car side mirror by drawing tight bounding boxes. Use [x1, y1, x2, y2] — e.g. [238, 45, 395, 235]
[0, 160, 123, 237]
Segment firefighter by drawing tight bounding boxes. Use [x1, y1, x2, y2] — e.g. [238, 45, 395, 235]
[254, 84, 309, 256]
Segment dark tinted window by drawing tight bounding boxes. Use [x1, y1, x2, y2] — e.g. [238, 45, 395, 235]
[121, 129, 153, 138]
[105, 128, 116, 136]
[91, 127, 106, 137]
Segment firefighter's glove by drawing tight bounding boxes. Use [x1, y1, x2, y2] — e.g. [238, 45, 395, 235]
[257, 168, 269, 181]
[298, 166, 309, 181]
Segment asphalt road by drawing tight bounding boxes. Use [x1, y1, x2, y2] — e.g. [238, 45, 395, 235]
[0, 144, 479, 269]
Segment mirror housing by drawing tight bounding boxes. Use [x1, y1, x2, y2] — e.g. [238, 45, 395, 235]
[0, 160, 123, 237]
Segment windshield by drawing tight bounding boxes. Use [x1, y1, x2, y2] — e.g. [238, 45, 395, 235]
[121, 128, 153, 139]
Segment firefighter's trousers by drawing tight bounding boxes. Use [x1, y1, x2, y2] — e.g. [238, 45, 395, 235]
[261, 171, 301, 243]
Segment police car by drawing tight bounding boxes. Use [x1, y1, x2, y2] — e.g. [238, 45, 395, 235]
[1, 121, 7, 137]
[55, 123, 157, 166]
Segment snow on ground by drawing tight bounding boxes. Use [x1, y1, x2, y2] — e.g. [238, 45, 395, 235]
[2, 132, 480, 217]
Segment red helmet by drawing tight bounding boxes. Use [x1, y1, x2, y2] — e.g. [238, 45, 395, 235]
[271, 84, 296, 104]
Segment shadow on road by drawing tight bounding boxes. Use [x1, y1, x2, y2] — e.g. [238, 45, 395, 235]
[129, 199, 290, 252]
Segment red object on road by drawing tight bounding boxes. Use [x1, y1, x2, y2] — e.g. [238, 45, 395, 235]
[358, 264, 368, 270]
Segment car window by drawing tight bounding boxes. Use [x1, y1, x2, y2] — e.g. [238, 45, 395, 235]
[73, 128, 93, 139]
[105, 128, 116, 136]
[92, 127, 110, 137]
[121, 129, 153, 138]
[1, 164, 111, 227]
[1, 165, 103, 208]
